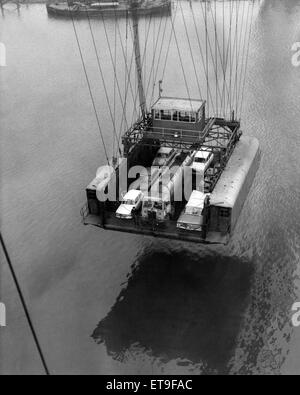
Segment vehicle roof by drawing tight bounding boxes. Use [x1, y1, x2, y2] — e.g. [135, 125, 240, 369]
[210, 136, 260, 208]
[123, 189, 141, 200]
[87, 166, 114, 190]
[187, 190, 207, 208]
[195, 150, 211, 159]
[152, 97, 205, 113]
[158, 147, 173, 154]
[143, 189, 171, 202]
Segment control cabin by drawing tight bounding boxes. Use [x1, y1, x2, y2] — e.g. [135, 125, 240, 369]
[145, 97, 206, 144]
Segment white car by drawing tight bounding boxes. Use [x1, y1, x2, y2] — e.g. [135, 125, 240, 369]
[191, 150, 214, 173]
[116, 190, 144, 220]
[152, 147, 177, 167]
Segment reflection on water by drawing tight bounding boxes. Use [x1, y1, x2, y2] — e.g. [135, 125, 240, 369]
[93, 246, 254, 374]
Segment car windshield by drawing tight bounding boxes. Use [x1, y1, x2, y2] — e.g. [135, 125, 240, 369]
[158, 153, 167, 158]
[143, 201, 153, 209]
[123, 199, 135, 206]
[154, 202, 163, 210]
[195, 157, 206, 164]
[185, 206, 202, 216]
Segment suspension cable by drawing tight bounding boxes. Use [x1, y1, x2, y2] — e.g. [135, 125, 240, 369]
[220, 0, 235, 118]
[118, 12, 157, 149]
[169, 2, 193, 106]
[149, 14, 170, 105]
[100, 11, 132, 132]
[239, 1, 255, 118]
[0, 231, 50, 375]
[145, 12, 165, 101]
[225, 0, 242, 117]
[179, 0, 203, 100]
[129, 12, 155, 126]
[209, 0, 235, 118]
[231, 0, 247, 117]
[236, 2, 251, 116]
[161, 0, 180, 82]
[69, 8, 110, 164]
[85, 10, 122, 156]
[112, 5, 144, 119]
[189, 1, 215, 115]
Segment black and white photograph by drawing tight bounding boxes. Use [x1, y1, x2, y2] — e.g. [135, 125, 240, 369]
[0, 0, 300, 377]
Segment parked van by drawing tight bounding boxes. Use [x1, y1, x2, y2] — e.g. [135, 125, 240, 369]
[177, 191, 209, 232]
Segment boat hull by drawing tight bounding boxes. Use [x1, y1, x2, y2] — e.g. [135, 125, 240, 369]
[46, 1, 172, 18]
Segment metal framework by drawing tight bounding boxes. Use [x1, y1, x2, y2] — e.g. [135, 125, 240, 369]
[123, 116, 240, 151]
[122, 114, 241, 193]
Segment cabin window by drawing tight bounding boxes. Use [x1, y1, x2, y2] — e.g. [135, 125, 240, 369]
[178, 111, 197, 123]
[161, 110, 172, 120]
[154, 202, 163, 211]
[179, 111, 190, 122]
[154, 110, 160, 120]
[172, 111, 179, 121]
[144, 201, 153, 209]
[154, 109, 198, 123]
[219, 208, 230, 218]
[190, 112, 196, 122]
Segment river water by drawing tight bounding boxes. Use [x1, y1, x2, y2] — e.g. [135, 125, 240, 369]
[0, 0, 300, 375]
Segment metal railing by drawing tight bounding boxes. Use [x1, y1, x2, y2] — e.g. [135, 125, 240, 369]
[123, 118, 216, 153]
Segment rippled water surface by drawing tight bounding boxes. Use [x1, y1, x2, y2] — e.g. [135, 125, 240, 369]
[0, 0, 300, 375]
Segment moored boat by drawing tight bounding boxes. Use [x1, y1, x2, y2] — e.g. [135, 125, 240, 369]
[46, 0, 172, 18]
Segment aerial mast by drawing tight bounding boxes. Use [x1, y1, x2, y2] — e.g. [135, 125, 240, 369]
[129, 0, 147, 120]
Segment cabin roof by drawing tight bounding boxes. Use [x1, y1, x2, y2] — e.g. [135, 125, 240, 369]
[210, 136, 260, 209]
[152, 97, 205, 113]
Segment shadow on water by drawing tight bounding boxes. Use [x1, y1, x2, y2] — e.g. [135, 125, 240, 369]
[92, 246, 254, 374]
